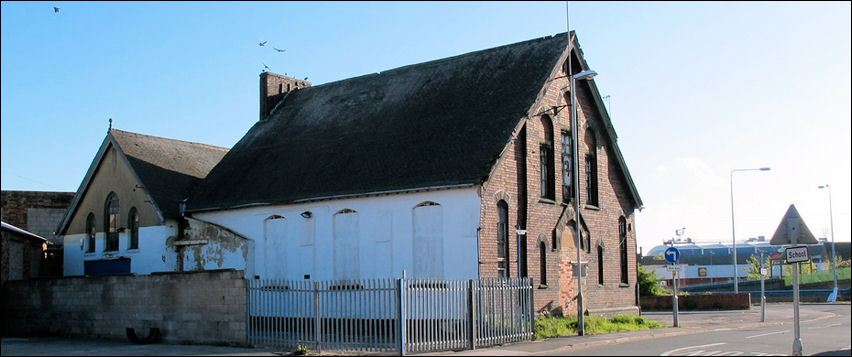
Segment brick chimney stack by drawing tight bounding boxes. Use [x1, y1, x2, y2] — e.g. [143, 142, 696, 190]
[260, 72, 311, 121]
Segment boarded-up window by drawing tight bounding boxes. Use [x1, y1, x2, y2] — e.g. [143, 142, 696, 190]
[413, 202, 443, 278]
[299, 213, 315, 279]
[334, 209, 360, 281]
[264, 215, 287, 279]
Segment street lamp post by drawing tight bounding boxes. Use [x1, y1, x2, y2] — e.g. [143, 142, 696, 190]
[730, 167, 770, 294]
[818, 184, 838, 294]
[571, 67, 597, 336]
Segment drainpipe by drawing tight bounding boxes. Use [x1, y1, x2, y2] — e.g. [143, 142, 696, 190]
[177, 198, 188, 272]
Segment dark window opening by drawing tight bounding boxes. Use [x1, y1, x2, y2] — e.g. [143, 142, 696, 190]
[540, 116, 555, 200]
[129, 207, 139, 250]
[104, 193, 119, 252]
[584, 129, 599, 207]
[561, 130, 574, 203]
[497, 200, 510, 278]
[539, 241, 547, 285]
[619, 217, 629, 284]
[86, 213, 96, 253]
[597, 245, 604, 285]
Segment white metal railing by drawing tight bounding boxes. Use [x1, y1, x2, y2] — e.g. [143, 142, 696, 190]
[247, 277, 534, 354]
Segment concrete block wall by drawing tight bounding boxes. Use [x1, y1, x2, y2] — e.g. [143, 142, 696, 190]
[2, 269, 247, 346]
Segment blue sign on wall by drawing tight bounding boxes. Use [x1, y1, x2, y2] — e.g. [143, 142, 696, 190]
[664, 247, 680, 263]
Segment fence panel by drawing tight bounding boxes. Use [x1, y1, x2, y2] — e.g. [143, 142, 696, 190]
[247, 277, 533, 354]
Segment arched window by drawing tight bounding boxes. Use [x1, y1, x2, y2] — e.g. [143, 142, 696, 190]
[540, 115, 555, 200]
[104, 193, 119, 252]
[597, 245, 605, 285]
[584, 128, 599, 207]
[619, 216, 629, 284]
[128, 207, 139, 250]
[539, 241, 547, 286]
[497, 200, 510, 278]
[86, 213, 96, 253]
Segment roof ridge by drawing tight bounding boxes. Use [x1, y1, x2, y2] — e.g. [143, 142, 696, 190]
[298, 32, 568, 91]
[110, 128, 229, 152]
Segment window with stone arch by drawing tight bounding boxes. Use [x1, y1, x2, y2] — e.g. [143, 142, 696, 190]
[104, 192, 119, 252]
[619, 216, 629, 284]
[539, 115, 555, 200]
[86, 213, 96, 253]
[128, 207, 139, 250]
[584, 128, 599, 207]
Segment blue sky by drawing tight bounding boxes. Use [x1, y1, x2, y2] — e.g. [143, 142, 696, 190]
[2, 1, 850, 253]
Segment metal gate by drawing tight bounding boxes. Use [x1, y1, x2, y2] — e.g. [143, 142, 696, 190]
[247, 277, 534, 354]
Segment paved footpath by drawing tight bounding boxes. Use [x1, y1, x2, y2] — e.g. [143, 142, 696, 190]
[1, 303, 846, 356]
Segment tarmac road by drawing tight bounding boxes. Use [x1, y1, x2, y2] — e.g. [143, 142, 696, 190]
[2, 302, 849, 356]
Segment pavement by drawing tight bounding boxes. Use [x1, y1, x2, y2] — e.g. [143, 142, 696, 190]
[1, 303, 846, 356]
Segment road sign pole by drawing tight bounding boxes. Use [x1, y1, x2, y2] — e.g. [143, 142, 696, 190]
[793, 260, 802, 356]
[672, 270, 679, 327]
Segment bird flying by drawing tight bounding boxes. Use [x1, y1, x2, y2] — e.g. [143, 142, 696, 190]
[273, 47, 286, 53]
[54, 7, 60, 13]
[262, 63, 271, 72]
[259, 41, 268, 47]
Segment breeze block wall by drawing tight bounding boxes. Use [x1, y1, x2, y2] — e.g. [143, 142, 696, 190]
[1, 269, 247, 345]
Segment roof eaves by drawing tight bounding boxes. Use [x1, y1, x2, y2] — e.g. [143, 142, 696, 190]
[56, 133, 112, 236]
[2, 221, 48, 242]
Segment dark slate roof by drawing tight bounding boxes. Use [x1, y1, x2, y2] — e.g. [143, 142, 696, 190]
[110, 129, 229, 218]
[189, 33, 571, 211]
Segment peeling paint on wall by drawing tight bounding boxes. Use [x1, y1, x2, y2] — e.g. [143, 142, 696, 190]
[180, 217, 251, 272]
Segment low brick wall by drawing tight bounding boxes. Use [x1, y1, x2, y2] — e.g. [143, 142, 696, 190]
[640, 293, 751, 311]
[1, 269, 246, 346]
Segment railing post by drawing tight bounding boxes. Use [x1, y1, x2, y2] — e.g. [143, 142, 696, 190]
[313, 281, 321, 353]
[467, 279, 476, 350]
[528, 278, 535, 339]
[397, 276, 406, 355]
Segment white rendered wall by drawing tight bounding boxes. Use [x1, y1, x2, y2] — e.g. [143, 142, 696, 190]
[63, 224, 178, 276]
[193, 187, 481, 281]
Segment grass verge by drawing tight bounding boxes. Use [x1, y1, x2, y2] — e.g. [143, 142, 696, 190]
[534, 314, 663, 339]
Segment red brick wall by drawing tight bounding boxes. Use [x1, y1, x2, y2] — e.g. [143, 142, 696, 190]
[479, 47, 639, 316]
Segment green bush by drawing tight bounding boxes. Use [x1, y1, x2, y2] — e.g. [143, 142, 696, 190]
[638, 263, 666, 296]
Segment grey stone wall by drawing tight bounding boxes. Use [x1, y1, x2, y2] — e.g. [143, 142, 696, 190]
[2, 269, 247, 346]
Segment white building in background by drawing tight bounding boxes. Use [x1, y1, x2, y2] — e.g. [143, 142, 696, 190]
[642, 237, 832, 286]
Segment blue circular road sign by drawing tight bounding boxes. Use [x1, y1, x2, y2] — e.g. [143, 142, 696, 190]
[664, 247, 680, 263]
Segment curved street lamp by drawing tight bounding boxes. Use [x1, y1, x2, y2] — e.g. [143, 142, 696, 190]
[730, 167, 770, 294]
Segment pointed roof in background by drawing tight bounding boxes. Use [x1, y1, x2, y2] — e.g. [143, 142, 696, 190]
[56, 129, 228, 235]
[770, 204, 818, 245]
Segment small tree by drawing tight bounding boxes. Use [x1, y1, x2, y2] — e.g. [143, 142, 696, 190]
[745, 255, 771, 280]
[638, 263, 665, 296]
